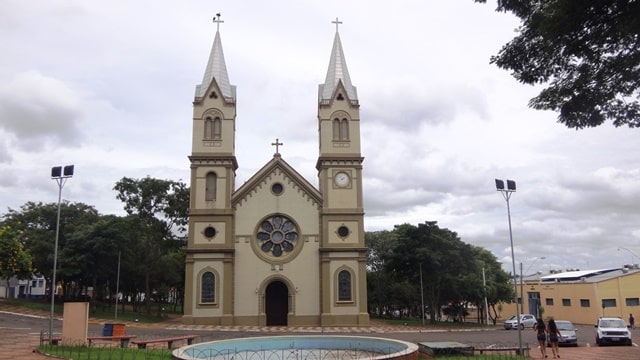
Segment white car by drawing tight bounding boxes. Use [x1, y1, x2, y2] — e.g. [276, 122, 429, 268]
[503, 314, 536, 330]
[595, 317, 632, 346]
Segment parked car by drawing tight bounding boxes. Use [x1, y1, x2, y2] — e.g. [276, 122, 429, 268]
[503, 314, 536, 330]
[595, 317, 632, 346]
[547, 320, 578, 347]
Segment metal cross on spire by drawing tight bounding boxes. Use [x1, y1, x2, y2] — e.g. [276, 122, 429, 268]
[213, 13, 224, 31]
[271, 138, 283, 154]
[332, 17, 342, 32]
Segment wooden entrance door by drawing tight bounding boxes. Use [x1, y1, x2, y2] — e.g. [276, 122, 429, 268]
[265, 281, 288, 326]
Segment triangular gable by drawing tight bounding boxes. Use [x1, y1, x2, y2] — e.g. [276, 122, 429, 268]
[194, 76, 236, 105]
[320, 79, 357, 104]
[232, 155, 322, 208]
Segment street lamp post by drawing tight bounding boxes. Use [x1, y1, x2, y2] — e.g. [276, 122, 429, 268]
[495, 178, 523, 355]
[49, 165, 74, 344]
[618, 247, 639, 266]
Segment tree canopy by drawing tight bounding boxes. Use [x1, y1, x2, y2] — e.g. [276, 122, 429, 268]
[1, 202, 99, 280]
[0, 224, 32, 299]
[476, 0, 640, 128]
[366, 221, 512, 324]
[0, 176, 189, 317]
[113, 176, 189, 315]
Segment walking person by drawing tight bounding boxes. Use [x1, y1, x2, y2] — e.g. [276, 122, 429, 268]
[535, 318, 548, 358]
[630, 314, 635, 329]
[547, 318, 562, 358]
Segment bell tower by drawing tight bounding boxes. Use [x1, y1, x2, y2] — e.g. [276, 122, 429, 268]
[184, 15, 237, 324]
[316, 18, 369, 326]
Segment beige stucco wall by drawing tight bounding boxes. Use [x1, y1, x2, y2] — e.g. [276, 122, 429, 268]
[324, 170, 359, 209]
[192, 165, 232, 210]
[61, 302, 89, 346]
[327, 255, 361, 315]
[233, 170, 321, 318]
[192, 84, 236, 155]
[188, 253, 227, 319]
[318, 106, 362, 156]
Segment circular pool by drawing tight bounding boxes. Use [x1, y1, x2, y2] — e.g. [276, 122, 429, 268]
[172, 335, 418, 360]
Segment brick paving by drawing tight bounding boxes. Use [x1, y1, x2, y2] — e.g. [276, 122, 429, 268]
[0, 303, 638, 360]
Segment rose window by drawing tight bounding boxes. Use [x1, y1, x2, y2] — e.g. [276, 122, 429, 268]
[256, 215, 299, 257]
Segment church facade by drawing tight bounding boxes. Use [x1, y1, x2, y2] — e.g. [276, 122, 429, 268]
[183, 18, 369, 327]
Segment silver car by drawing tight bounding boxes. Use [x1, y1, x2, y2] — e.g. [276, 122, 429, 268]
[503, 314, 536, 330]
[547, 320, 578, 346]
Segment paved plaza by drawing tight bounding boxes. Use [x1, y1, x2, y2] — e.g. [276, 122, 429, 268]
[0, 302, 637, 360]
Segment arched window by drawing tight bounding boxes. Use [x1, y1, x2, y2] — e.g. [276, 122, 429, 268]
[213, 117, 222, 139]
[333, 118, 340, 140]
[204, 117, 213, 140]
[338, 270, 352, 301]
[332, 118, 350, 141]
[205, 172, 217, 201]
[201, 271, 215, 303]
[340, 119, 349, 140]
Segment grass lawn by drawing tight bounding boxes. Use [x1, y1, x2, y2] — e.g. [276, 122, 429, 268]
[374, 316, 500, 329]
[9, 298, 181, 323]
[39, 345, 172, 360]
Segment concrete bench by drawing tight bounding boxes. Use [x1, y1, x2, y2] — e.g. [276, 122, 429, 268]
[87, 335, 137, 348]
[475, 346, 530, 356]
[131, 334, 199, 349]
[44, 335, 137, 348]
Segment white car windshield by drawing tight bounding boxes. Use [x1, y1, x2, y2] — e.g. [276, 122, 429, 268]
[600, 319, 625, 328]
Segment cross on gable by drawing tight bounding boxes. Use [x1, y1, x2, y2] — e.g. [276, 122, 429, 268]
[271, 138, 283, 154]
[332, 17, 342, 32]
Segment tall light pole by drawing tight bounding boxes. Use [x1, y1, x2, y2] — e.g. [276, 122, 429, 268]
[420, 263, 425, 326]
[49, 165, 74, 344]
[482, 267, 490, 325]
[495, 178, 523, 355]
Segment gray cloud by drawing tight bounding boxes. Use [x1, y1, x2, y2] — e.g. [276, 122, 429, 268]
[0, 1, 639, 274]
[0, 71, 85, 151]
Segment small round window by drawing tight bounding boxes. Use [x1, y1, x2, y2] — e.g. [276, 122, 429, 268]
[204, 226, 216, 238]
[271, 183, 284, 195]
[337, 226, 349, 238]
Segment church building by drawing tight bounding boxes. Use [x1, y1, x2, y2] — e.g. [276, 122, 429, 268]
[183, 17, 369, 327]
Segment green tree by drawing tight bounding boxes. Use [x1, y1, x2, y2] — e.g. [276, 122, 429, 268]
[1, 202, 100, 298]
[476, 0, 640, 128]
[0, 224, 33, 300]
[61, 215, 137, 305]
[365, 230, 400, 317]
[113, 177, 189, 315]
[384, 222, 477, 323]
[471, 246, 514, 324]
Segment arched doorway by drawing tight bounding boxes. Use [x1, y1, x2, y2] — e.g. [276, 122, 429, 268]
[265, 281, 288, 326]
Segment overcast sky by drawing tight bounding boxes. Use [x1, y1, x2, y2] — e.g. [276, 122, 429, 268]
[1, 1, 639, 274]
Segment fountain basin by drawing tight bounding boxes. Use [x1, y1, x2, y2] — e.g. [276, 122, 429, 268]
[172, 335, 418, 360]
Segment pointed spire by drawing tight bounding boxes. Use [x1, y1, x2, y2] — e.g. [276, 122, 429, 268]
[319, 17, 357, 101]
[196, 14, 235, 100]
